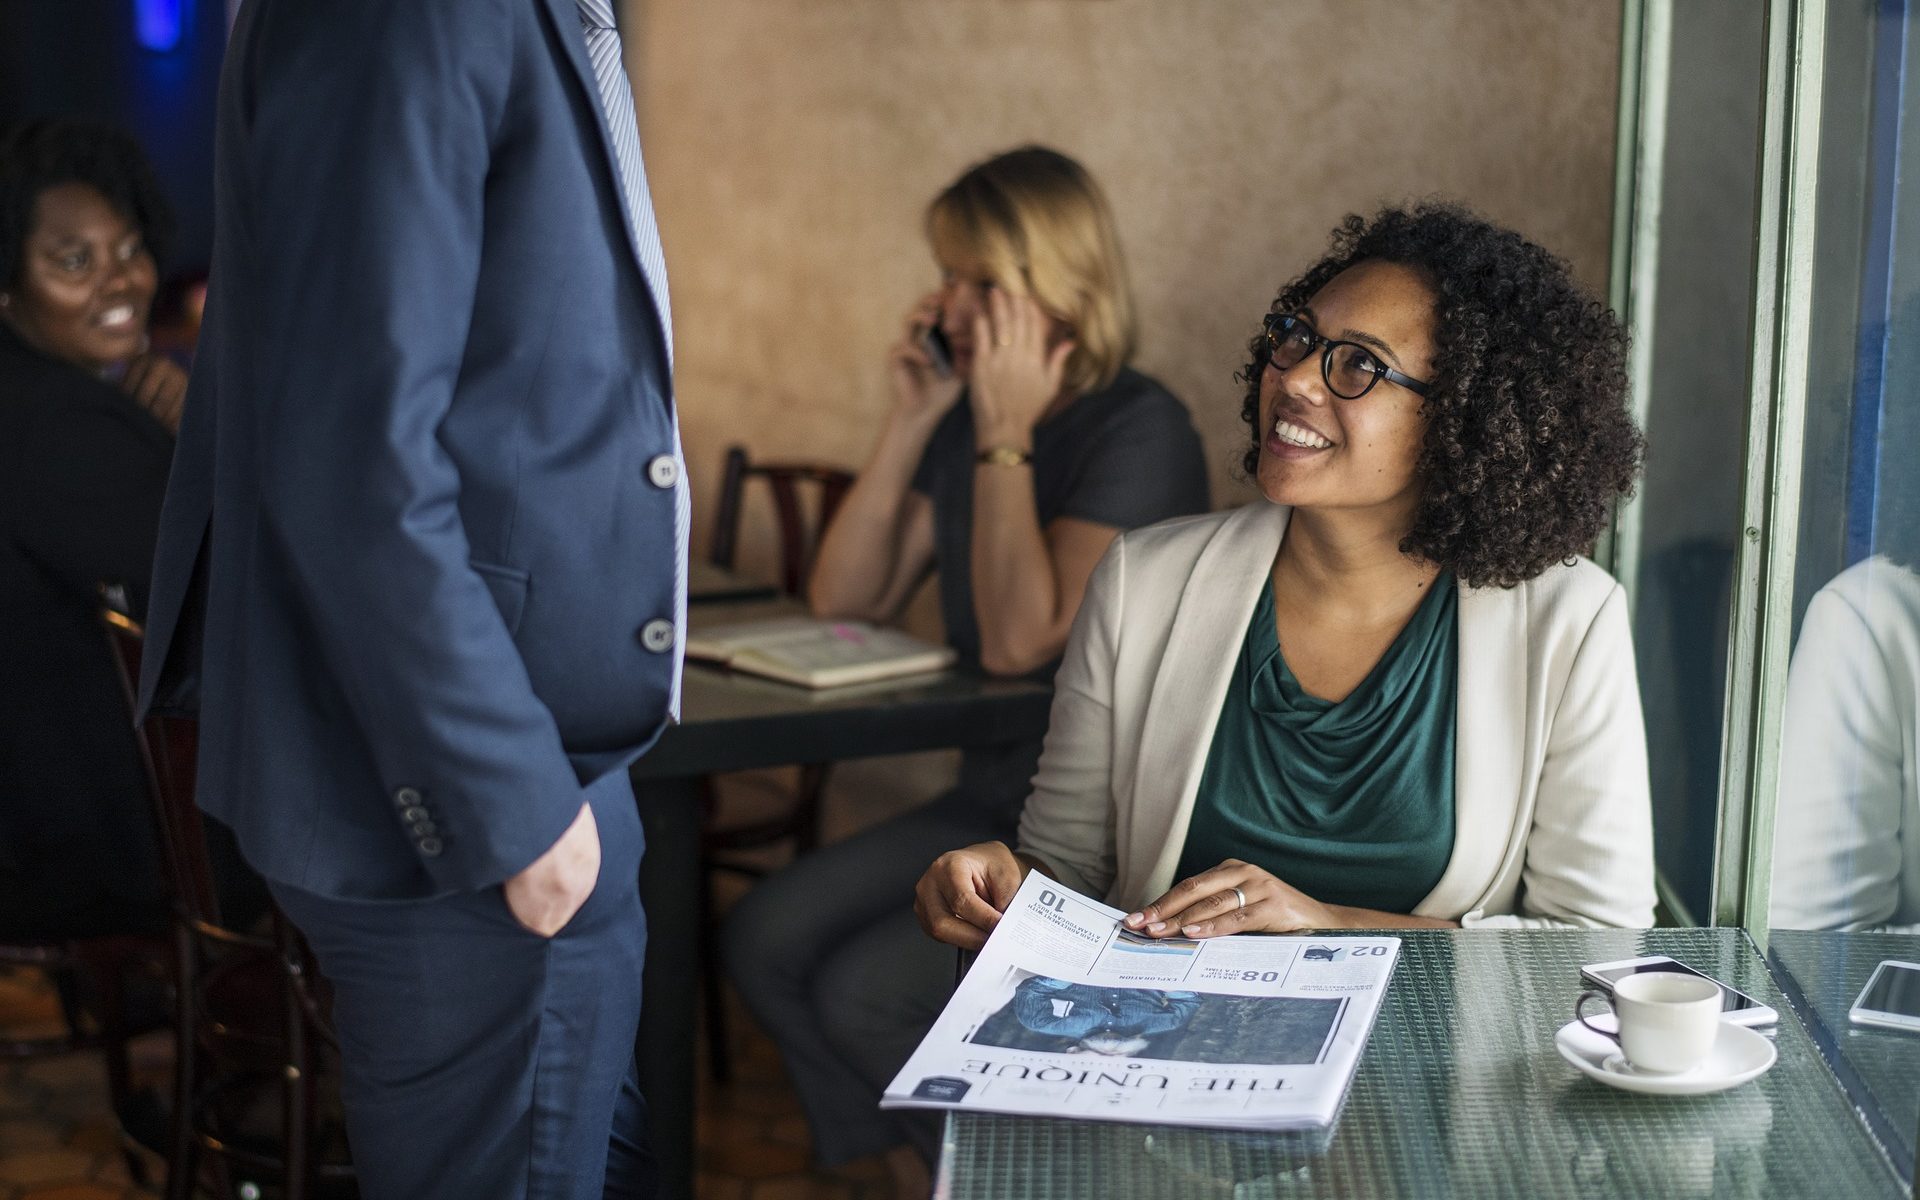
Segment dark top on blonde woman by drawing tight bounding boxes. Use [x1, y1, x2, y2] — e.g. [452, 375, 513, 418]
[911, 367, 1210, 827]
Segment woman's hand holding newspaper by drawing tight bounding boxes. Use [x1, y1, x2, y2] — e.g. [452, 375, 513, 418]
[1123, 859, 1338, 939]
[914, 841, 1031, 950]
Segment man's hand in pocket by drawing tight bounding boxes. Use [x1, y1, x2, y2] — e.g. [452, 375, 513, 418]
[505, 801, 600, 937]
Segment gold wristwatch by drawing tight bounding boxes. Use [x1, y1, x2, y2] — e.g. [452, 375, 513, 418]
[975, 445, 1033, 468]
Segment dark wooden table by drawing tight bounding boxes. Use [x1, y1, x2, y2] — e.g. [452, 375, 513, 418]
[628, 606, 1053, 1200]
[687, 560, 779, 606]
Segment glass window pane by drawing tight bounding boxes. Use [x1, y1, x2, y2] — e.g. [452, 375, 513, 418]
[1768, 0, 1920, 1177]
[1625, 0, 1766, 925]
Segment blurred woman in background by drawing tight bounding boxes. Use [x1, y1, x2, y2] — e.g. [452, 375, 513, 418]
[723, 145, 1210, 1188]
[0, 118, 260, 943]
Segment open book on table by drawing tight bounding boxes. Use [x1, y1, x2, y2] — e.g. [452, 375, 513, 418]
[683, 617, 957, 689]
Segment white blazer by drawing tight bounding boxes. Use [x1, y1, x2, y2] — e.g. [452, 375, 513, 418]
[1015, 501, 1656, 928]
[1771, 557, 1920, 931]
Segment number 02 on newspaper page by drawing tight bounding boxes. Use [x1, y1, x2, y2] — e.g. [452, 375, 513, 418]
[881, 872, 1400, 1131]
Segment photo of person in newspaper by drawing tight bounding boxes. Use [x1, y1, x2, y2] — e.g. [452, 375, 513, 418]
[972, 972, 1344, 1064]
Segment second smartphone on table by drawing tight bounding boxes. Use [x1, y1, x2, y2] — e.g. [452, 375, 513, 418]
[1580, 955, 1779, 1027]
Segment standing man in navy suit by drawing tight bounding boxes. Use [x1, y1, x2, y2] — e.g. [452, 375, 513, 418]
[138, 0, 684, 1194]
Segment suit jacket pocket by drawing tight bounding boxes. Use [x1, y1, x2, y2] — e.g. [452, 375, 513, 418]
[469, 560, 531, 637]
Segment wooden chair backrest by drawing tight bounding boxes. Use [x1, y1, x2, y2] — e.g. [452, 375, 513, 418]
[708, 445, 854, 597]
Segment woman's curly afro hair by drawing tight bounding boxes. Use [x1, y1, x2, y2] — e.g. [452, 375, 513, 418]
[1241, 202, 1642, 589]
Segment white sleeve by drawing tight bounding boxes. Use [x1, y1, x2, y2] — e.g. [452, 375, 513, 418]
[1465, 584, 1657, 929]
[1015, 534, 1125, 900]
[1769, 587, 1907, 930]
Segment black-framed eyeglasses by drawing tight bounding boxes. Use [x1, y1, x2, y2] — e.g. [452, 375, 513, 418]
[1260, 314, 1431, 399]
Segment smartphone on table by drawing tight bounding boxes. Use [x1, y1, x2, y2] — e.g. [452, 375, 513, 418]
[1849, 960, 1920, 1032]
[1580, 955, 1779, 1027]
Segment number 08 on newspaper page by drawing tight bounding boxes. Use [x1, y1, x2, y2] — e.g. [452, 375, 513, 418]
[882, 872, 1400, 1131]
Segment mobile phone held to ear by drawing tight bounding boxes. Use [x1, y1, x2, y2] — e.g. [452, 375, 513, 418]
[919, 321, 954, 380]
[1580, 956, 1779, 1027]
[1849, 960, 1920, 1032]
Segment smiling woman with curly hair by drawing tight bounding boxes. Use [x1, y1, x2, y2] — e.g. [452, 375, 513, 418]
[915, 202, 1658, 946]
[1235, 203, 1642, 588]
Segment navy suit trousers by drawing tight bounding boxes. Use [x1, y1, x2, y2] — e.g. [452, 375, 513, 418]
[272, 770, 652, 1199]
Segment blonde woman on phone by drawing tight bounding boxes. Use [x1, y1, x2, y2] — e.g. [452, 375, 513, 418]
[723, 146, 1209, 1186]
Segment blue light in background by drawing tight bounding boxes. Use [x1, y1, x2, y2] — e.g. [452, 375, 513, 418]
[135, 0, 187, 52]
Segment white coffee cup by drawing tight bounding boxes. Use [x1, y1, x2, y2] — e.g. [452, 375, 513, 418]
[1575, 973, 1723, 1074]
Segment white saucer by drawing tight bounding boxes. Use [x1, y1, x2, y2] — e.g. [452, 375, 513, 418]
[1554, 1018, 1776, 1095]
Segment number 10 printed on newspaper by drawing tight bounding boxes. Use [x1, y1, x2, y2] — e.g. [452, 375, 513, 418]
[882, 872, 1401, 1131]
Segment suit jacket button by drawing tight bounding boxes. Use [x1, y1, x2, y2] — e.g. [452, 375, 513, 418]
[418, 836, 444, 857]
[639, 618, 675, 653]
[394, 787, 423, 808]
[401, 806, 432, 826]
[646, 455, 679, 489]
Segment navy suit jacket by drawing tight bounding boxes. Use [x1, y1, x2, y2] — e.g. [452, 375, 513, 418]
[140, 0, 683, 900]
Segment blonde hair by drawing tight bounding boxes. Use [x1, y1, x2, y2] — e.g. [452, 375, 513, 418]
[926, 146, 1137, 396]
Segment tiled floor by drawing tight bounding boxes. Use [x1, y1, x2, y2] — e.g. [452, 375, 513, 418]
[695, 974, 899, 1200]
[1, 754, 949, 1200]
[698, 755, 946, 1200]
[0, 967, 901, 1200]
[0, 970, 164, 1200]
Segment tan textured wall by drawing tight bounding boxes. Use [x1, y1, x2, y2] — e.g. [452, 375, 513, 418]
[630, 0, 1622, 586]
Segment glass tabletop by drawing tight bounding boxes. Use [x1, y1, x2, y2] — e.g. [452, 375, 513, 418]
[1769, 929, 1920, 1179]
[941, 929, 1903, 1199]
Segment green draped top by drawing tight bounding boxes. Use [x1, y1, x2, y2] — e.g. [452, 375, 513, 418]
[1174, 575, 1458, 914]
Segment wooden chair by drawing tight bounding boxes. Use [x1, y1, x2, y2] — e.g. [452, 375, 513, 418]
[2, 597, 168, 1184]
[100, 603, 353, 1200]
[708, 445, 854, 597]
[700, 445, 853, 1081]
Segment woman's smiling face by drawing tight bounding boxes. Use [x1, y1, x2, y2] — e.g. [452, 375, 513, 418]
[1255, 259, 1438, 522]
[2, 181, 157, 371]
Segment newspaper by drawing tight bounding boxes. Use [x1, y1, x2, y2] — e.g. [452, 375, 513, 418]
[882, 873, 1400, 1130]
